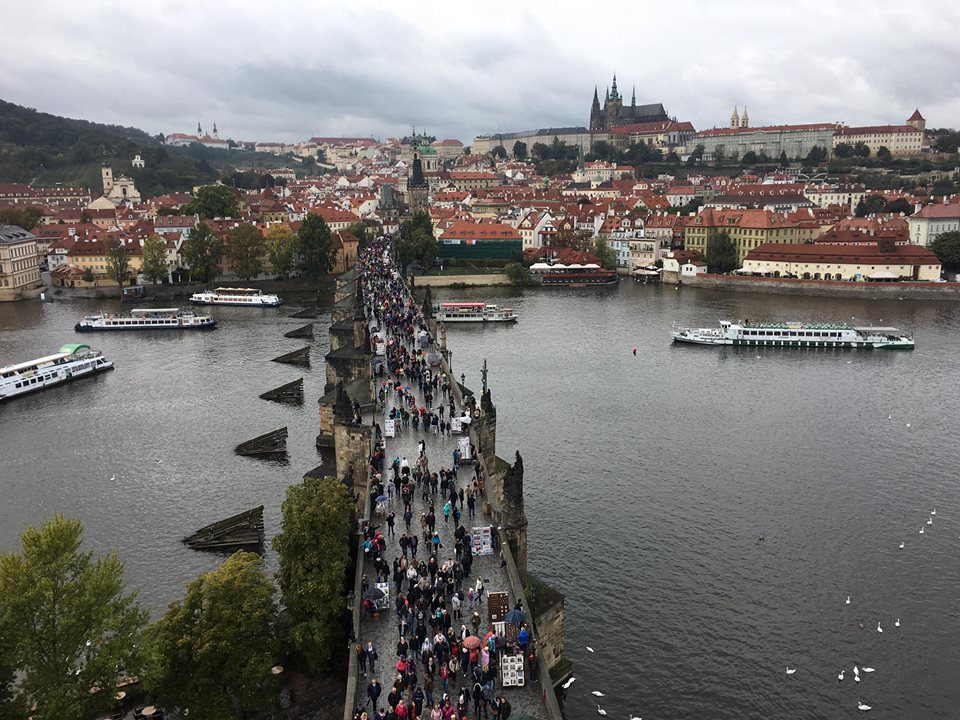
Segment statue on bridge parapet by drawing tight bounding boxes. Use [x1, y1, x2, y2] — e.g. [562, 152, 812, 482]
[503, 450, 524, 509]
[422, 286, 433, 319]
[481, 387, 496, 416]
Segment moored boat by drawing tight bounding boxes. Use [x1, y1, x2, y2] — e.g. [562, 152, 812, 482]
[0, 344, 114, 402]
[75, 307, 216, 332]
[435, 302, 518, 323]
[529, 262, 618, 286]
[671, 320, 915, 349]
[191, 287, 281, 307]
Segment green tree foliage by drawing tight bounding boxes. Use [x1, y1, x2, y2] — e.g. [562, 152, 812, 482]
[930, 230, 960, 272]
[853, 141, 871, 158]
[344, 221, 371, 248]
[512, 141, 527, 160]
[688, 144, 705, 166]
[1, 608, 26, 720]
[876, 146, 892, 162]
[741, 151, 758, 165]
[931, 129, 960, 155]
[779, 151, 789, 167]
[491, 145, 507, 160]
[0, 206, 43, 230]
[0, 516, 147, 720]
[272, 477, 353, 673]
[855, 194, 888, 217]
[143, 552, 278, 720]
[833, 142, 854, 159]
[531, 142, 550, 162]
[804, 146, 828, 165]
[107, 238, 130, 286]
[396, 211, 437, 269]
[266, 224, 299, 276]
[594, 238, 618, 270]
[706, 230, 739, 273]
[140, 234, 168, 284]
[297, 213, 334, 280]
[182, 221, 224, 282]
[227, 223, 265, 280]
[184, 185, 239, 219]
[503, 261, 533, 285]
[81, 268, 95, 283]
[712, 145, 726, 167]
[884, 197, 913, 215]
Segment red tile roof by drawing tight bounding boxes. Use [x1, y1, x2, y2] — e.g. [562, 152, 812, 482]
[745, 242, 939, 265]
[697, 123, 837, 138]
[836, 125, 920, 136]
[908, 109, 925, 121]
[440, 221, 520, 241]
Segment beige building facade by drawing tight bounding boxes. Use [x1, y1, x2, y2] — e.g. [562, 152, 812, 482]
[0, 225, 44, 301]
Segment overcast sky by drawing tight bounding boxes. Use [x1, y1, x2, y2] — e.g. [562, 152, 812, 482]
[4, 0, 959, 144]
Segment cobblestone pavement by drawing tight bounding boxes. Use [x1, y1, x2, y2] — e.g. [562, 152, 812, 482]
[354, 352, 545, 720]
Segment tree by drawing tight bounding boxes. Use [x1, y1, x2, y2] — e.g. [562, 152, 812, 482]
[876, 146, 892, 162]
[503, 261, 532, 285]
[930, 230, 960, 272]
[779, 150, 789, 167]
[712, 145, 726, 167]
[833, 142, 854, 158]
[227, 223, 265, 280]
[143, 552, 278, 720]
[272, 477, 352, 673]
[512, 141, 527, 160]
[298, 212, 334, 280]
[1, 608, 26, 720]
[531, 142, 550, 162]
[706, 230, 738, 273]
[266, 224, 299, 277]
[0, 206, 42, 230]
[81, 268, 95, 284]
[687, 144, 705, 166]
[804, 145, 828, 165]
[396, 211, 437, 269]
[107, 238, 130, 286]
[491, 145, 507, 160]
[594, 238, 618, 270]
[853, 141, 871, 158]
[184, 185, 239, 219]
[141, 234, 168, 284]
[0, 516, 147, 720]
[741, 151, 758, 165]
[855, 194, 887, 217]
[884, 197, 913, 215]
[344, 221, 371, 248]
[182, 221, 223, 282]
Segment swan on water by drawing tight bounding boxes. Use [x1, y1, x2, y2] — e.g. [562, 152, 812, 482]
[877, 622, 883, 633]
[838, 670, 844, 681]
[863, 667, 875, 673]
[895, 618, 900, 628]
[858, 702, 872, 711]
[786, 667, 796, 675]
[591, 691, 605, 697]
[586, 646, 595, 653]
[562, 677, 576, 689]
[846, 596, 851, 605]
[596, 705, 607, 716]
[899, 542, 904, 549]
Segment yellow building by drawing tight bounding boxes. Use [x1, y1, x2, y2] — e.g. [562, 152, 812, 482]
[833, 121, 923, 157]
[684, 208, 800, 265]
[0, 225, 44, 301]
[67, 236, 143, 287]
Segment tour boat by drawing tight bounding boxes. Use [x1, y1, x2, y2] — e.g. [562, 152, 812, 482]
[671, 320, 915, 349]
[0, 344, 114, 402]
[190, 287, 282, 307]
[435, 302, 518, 323]
[529, 263, 618, 286]
[75, 307, 217, 332]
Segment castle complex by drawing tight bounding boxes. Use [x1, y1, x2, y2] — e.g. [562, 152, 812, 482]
[589, 74, 670, 131]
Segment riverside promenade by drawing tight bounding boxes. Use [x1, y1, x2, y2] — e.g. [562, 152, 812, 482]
[348, 245, 552, 720]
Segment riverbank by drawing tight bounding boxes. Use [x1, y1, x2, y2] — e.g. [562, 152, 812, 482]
[412, 272, 512, 287]
[42, 275, 337, 301]
[682, 273, 960, 300]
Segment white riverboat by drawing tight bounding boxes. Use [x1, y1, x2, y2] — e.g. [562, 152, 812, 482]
[671, 320, 915, 349]
[435, 302, 518, 323]
[0, 344, 114, 402]
[75, 307, 216, 332]
[190, 287, 281, 307]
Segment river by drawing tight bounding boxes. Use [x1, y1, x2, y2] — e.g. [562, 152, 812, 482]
[2, 283, 959, 719]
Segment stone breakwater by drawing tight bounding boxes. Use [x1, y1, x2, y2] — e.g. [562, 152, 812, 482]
[312, 258, 567, 720]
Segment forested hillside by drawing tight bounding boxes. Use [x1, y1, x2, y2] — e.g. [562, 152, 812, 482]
[0, 99, 298, 195]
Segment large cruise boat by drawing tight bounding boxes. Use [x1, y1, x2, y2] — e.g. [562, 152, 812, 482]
[435, 302, 518, 323]
[190, 287, 282, 307]
[75, 307, 216, 332]
[672, 320, 915, 349]
[0, 344, 114, 402]
[529, 262, 619, 286]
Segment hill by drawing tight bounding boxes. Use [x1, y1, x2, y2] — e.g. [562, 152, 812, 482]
[0, 99, 303, 196]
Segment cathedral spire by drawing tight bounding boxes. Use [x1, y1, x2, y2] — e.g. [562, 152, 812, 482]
[611, 74, 619, 101]
[730, 106, 740, 129]
[631, 86, 636, 107]
[605, 86, 609, 102]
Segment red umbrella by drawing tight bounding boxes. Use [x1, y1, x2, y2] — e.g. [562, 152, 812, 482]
[463, 635, 482, 651]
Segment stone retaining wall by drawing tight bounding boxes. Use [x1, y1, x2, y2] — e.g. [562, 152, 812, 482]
[683, 273, 960, 300]
[411, 273, 511, 287]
